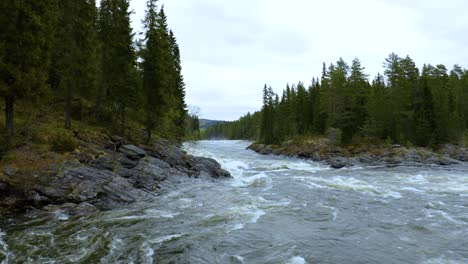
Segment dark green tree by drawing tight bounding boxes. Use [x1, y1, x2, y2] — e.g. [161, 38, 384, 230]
[51, 0, 99, 130]
[169, 30, 187, 140]
[0, 0, 57, 136]
[98, 0, 137, 134]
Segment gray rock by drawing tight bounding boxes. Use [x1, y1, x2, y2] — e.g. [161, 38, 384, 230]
[1, 138, 230, 213]
[190, 157, 231, 178]
[151, 139, 186, 167]
[117, 155, 138, 169]
[437, 156, 459, 166]
[359, 154, 377, 164]
[404, 150, 422, 163]
[131, 157, 173, 191]
[329, 157, 347, 169]
[90, 155, 115, 171]
[115, 168, 135, 178]
[120, 145, 146, 160]
[382, 155, 403, 165]
[35, 165, 151, 209]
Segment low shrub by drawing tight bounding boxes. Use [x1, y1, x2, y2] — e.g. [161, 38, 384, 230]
[51, 130, 78, 152]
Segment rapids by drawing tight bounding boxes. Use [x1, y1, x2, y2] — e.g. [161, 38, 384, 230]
[0, 140, 467, 263]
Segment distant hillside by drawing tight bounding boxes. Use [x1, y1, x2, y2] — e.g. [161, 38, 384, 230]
[199, 119, 226, 130]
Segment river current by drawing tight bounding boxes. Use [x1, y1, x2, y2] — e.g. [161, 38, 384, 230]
[0, 140, 467, 263]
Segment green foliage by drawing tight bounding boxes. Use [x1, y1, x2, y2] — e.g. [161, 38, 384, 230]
[385, 137, 393, 147]
[327, 127, 342, 146]
[0, 0, 57, 135]
[141, 2, 186, 142]
[209, 55, 467, 148]
[51, 0, 100, 130]
[51, 130, 78, 153]
[1, 152, 16, 163]
[98, 0, 138, 134]
[204, 112, 261, 140]
[0, 0, 188, 145]
[185, 115, 201, 140]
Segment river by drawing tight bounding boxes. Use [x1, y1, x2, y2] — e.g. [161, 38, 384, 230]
[1, 140, 467, 263]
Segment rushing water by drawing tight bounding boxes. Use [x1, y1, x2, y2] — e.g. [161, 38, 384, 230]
[1, 140, 467, 263]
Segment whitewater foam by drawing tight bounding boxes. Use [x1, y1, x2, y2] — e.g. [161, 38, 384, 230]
[287, 256, 307, 264]
[113, 210, 180, 221]
[423, 257, 466, 264]
[0, 229, 11, 264]
[53, 211, 70, 221]
[150, 234, 183, 244]
[231, 172, 271, 188]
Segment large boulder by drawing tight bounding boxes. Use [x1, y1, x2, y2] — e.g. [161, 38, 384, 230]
[328, 157, 348, 169]
[119, 144, 146, 160]
[152, 139, 231, 179]
[436, 156, 459, 166]
[35, 165, 151, 209]
[130, 157, 178, 191]
[189, 157, 231, 179]
[151, 139, 186, 167]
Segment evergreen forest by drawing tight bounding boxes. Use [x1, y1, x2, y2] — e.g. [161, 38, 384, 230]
[0, 0, 194, 154]
[205, 56, 468, 148]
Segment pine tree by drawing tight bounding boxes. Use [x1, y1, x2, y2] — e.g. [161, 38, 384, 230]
[169, 30, 187, 140]
[142, 1, 176, 141]
[260, 85, 276, 144]
[328, 58, 350, 141]
[364, 74, 391, 141]
[0, 0, 57, 136]
[97, 0, 137, 134]
[51, 0, 100, 130]
[348, 58, 370, 140]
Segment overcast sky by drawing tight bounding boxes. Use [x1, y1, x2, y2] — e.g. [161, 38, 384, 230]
[126, 0, 468, 121]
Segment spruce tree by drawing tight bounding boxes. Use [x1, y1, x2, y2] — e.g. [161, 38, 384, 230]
[52, 0, 99, 129]
[142, 0, 172, 142]
[0, 0, 57, 136]
[98, 0, 137, 134]
[169, 30, 187, 140]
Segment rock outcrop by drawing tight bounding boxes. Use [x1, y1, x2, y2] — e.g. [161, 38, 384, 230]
[248, 142, 467, 169]
[0, 140, 231, 215]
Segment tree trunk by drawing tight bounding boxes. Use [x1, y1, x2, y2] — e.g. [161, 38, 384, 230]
[5, 95, 14, 137]
[120, 103, 125, 136]
[65, 82, 72, 129]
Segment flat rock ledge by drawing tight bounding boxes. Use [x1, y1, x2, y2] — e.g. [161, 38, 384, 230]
[0, 139, 230, 216]
[248, 142, 468, 169]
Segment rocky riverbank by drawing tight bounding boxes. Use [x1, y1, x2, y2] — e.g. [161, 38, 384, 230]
[0, 135, 230, 217]
[248, 139, 468, 169]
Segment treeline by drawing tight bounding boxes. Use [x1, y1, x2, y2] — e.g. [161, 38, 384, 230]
[204, 112, 260, 140]
[206, 54, 468, 147]
[0, 0, 187, 145]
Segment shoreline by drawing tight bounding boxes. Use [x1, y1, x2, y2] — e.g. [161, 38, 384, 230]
[0, 136, 230, 217]
[247, 140, 468, 169]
